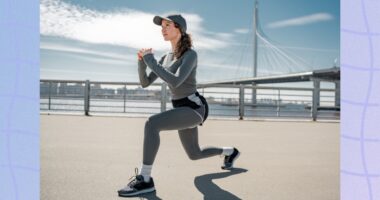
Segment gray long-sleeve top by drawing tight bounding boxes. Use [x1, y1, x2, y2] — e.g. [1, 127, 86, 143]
[138, 49, 198, 100]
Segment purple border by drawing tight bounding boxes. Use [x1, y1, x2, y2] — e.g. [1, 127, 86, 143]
[1, 0, 380, 199]
[341, 0, 380, 199]
[0, 0, 40, 199]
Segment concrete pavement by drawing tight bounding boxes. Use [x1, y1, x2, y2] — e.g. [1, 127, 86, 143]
[41, 115, 339, 200]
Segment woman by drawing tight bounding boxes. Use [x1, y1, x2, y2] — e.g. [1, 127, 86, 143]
[118, 14, 240, 197]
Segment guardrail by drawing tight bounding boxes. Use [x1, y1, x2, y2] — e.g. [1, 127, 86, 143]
[40, 79, 340, 121]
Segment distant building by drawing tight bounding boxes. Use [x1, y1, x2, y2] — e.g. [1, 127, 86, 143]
[40, 82, 160, 100]
[40, 82, 58, 96]
[57, 83, 84, 96]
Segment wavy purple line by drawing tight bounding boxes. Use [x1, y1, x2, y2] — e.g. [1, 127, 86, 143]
[0, 94, 39, 102]
[358, 0, 375, 199]
[1, 129, 39, 137]
[0, 164, 40, 172]
[5, 1, 20, 198]
[0, 20, 38, 30]
[2, 57, 40, 66]
[341, 63, 380, 72]
[341, 28, 380, 36]
[341, 134, 380, 142]
[341, 169, 380, 178]
[341, 99, 379, 107]
[5, 66, 20, 200]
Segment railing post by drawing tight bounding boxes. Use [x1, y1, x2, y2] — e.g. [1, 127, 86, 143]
[48, 81, 51, 110]
[84, 80, 90, 116]
[277, 89, 281, 117]
[123, 84, 127, 113]
[312, 80, 320, 121]
[251, 82, 257, 106]
[239, 85, 245, 120]
[161, 83, 167, 112]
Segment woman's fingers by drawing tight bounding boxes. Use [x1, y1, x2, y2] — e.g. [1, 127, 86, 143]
[137, 49, 145, 60]
[137, 49, 144, 60]
[138, 48, 153, 57]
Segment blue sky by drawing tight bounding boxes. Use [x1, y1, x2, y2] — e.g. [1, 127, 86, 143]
[40, 0, 340, 83]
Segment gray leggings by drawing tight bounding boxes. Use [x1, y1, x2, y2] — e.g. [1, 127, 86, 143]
[143, 105, 223, 165]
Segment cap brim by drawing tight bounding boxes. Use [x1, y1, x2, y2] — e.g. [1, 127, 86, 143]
[153, 16, 172, 26]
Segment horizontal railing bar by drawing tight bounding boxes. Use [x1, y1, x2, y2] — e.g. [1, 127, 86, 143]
[199, 84, 315, 91]
[41, 80, 331, 92]
[208, 113, 238, 116]
[91, 110, 158, 114]
[41, 103, 84, 106]
[91, 105, 160, 109]
[45, 108, 84, 111]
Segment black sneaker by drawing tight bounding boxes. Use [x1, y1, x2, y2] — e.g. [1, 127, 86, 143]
[221, 148, 240, 170]
[118, 169, 155, 197]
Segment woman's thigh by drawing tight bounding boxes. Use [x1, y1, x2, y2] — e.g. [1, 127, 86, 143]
[147, 107, 203, 131]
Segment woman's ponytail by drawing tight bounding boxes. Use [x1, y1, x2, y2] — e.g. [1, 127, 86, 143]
[174, 23, 193, 59]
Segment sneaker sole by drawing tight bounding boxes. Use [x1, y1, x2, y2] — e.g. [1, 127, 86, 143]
[222, 151, 241, 170]
[118, 187, 155, 197]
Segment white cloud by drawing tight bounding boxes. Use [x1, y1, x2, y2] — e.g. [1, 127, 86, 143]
[267, 13, 334, 29]
[234, 28, 250, 34]
[40, 68, 132, 77]
[40, 41, 136, 62]
[40, 0, 231, 51]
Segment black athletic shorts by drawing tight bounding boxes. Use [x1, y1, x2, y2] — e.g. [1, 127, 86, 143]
[171, 92, 209, 125]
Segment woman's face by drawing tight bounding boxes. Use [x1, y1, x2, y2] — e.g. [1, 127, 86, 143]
[161, 19, 181, 41]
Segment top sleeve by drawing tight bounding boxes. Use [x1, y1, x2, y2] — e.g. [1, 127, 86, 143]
[142, 50, 197, 88]
[137, 55, 165, 88]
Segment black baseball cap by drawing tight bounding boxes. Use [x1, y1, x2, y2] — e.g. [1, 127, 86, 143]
[153, 14, 187, 34]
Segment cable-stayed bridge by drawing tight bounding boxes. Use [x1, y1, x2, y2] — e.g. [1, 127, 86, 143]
[201, 1, 340, 86]
[199, 1, 340, 114]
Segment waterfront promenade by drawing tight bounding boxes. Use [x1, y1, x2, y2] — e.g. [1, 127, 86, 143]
[41, 114, 339, 200]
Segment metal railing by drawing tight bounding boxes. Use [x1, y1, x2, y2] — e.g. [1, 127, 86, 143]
[40, 79, 340, 121]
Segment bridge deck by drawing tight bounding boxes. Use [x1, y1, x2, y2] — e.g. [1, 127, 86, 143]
[41, 115, 339, 200]
[200, 67, 340, 85]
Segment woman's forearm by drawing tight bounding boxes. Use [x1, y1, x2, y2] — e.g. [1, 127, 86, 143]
[142, 51, 197, 88]
[138, 59, 158, 88]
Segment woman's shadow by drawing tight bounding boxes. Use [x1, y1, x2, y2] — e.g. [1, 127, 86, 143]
[119, 168, 247, 200]
[194, 168, 248, 200]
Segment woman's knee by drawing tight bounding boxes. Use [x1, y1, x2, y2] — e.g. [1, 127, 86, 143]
[144, 117, 159, 133]
[186, 151, 202, 160]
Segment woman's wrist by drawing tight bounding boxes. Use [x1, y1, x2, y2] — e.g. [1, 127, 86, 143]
[142, 53, 154, 62]
[142, 51, 153, 57]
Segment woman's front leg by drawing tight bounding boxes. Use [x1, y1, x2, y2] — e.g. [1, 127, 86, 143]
[142, 107, 203, 165]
